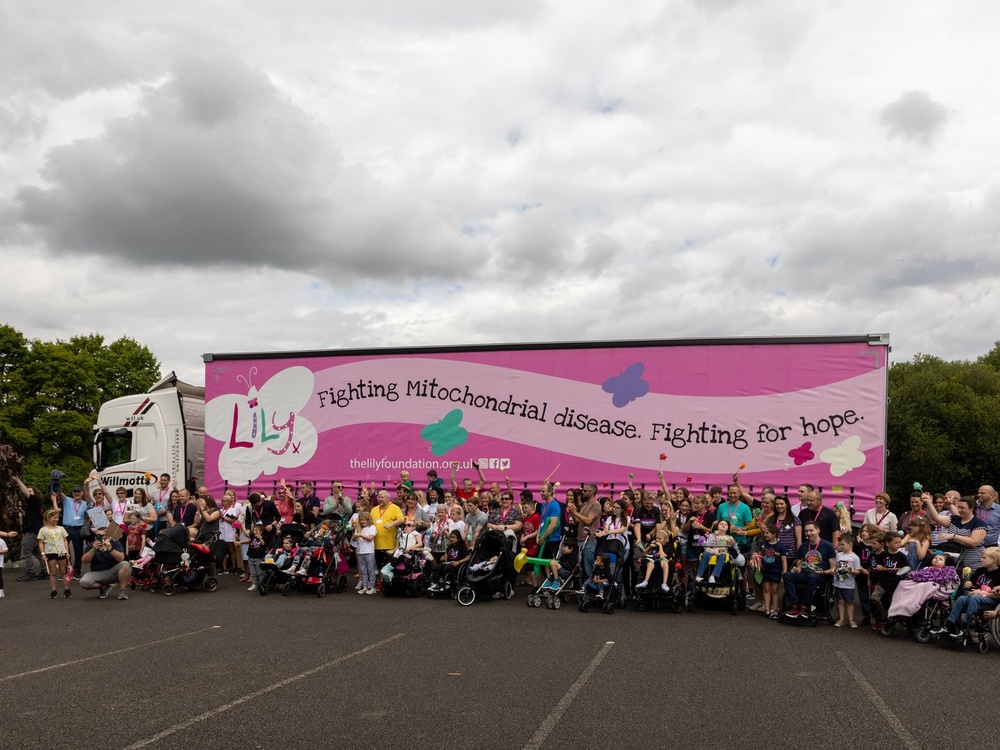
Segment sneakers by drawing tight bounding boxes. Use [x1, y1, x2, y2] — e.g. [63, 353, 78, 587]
[357, 588, 367, 594]
[834, 619, 844, 628]
[426, 583, 440, 592]
[118, 590, 129, 600]
[99, 585, 111, 599]
[660, 583, 671, 593]
[849, 621, 858, 629]
[708, 575, 716, 584]
[635, 581, 649, 589]
[64, 590, 72, 599]
[355, 581, 364, 591]
[0, 590, 5, 598]
[16, 574, 39, 583]
[365, 588, 376, 594]
[247, 584, 257, 592]
[750, 602, 765, 612]
[768, 610, 779, 620]
[695, 576, 704, 583]
[50, 590, 58, 599]
[929, 624, 948, 636]
[859, 615, 870, 627]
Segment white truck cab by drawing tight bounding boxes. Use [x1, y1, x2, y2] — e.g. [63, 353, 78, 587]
[92, 372, 205, 494]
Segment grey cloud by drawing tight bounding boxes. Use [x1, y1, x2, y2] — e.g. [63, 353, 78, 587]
[0, 102, 46, 148]
[12, 55, 477, 281]
[878, 91, 949, 147]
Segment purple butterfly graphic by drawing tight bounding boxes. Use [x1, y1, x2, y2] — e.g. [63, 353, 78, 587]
[602, 362, 650, 408]
[788, 442, 814, 466]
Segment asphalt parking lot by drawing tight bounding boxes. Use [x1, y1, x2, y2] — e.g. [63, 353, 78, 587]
[1, 574, 993, 750]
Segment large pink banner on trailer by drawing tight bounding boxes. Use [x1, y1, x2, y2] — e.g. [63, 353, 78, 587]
[204, 341, 887, 512]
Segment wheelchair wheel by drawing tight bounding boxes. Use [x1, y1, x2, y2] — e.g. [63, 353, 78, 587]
[336, 575, 348, 593]
[457, 586, 475, 606]
[281, 582, 292, 596]
[822, 580, 838, 625]
[579, 599, 592, 613]
[914, 626, 931, 644]
[162, 583, 175, 596]
[632, 597, 648, 612]
[603, 601, 616, 614]
[671, 594, 685, 614]
[880, 622, 895, 637]
[979, 639, 989, 654]
[316, 581, 327, 597]
[409, 578, 426, 598]
[730, 597, 739, 615]
[203, 576, 219, 592]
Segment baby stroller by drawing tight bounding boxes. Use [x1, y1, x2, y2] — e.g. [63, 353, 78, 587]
[525, 553, 582, 611]
[258, 523, 307, 596]
[128, 542, 159, 591]
[578, 537, 628, 615]
[297, 519, 351, 597]
[691, 546, 743, 615]
[455, 529, 518, 606]
[632, 537, 686, 614]
[152, 524, 220, 596]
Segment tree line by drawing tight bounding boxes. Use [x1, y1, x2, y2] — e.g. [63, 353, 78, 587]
[1, 324, 997, 515]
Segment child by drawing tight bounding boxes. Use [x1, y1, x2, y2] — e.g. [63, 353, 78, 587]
[759, 524, 788, 619]
[427, 531, 469, 592]
[695, 520, 737, 584]
[395, 521, 423, 558]
[833, 535, 862, 628]
[855, 523, 879, 626]
[934, 546, 1000, 636]
[38, 509, 71, 599]
[354, 511, 377, 594]
[585, 553, 611, 599]
[542, 538, 578, 591]
[245, 522, 267, 592]
[293, 517, 336, 576]
[274, 536, 298, 571]
[635, 528, 674, 593]
[899, 517, 932, 570]
[125, 511, 148, 561]
[469, 555, 499, 573]
[869, 532, 907, 622]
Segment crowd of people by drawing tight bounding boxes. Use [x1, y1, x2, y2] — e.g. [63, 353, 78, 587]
[3, 461, 999, 641]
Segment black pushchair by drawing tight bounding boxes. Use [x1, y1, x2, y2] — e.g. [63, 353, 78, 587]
[151, 523, 220, 595]
[455, 529, 518, 606]
[578, 537, 628, 614]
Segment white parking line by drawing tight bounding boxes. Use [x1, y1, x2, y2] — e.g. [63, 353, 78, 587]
[123, 632, 406, 749]
[0, 625, 223, 683]
[521, 641, 615, 750]
[835, 650, 921, 750]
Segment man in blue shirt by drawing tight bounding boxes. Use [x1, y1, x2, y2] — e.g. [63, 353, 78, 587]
[537, 481, 562, 560]
[782, 521, 836, 618]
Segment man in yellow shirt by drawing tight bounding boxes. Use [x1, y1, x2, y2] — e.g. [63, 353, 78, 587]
[371, 490, 404, 586]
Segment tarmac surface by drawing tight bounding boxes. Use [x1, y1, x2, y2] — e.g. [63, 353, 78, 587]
[1, 571, 996, 750]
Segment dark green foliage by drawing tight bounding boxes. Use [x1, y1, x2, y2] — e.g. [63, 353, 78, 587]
[0, 325, 160, 488]
[885, 342, 1000, 511]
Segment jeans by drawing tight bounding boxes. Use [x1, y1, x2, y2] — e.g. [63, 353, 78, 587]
[783, 570, 824, 605]
[19, 531, 42, 577]
[64, 526, 84, 573]
[357, 552, 376, 589]
[697, 552, 727, 580]
[947, 594, 994, 625]
[580, 537, 597, 579]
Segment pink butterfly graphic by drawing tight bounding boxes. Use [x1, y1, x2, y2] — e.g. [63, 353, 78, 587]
[788, 442, 814, 466]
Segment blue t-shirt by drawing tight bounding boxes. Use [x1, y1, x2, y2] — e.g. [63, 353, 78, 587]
[716, 501, 754, 544]
[795, 539, 836, 574]
[540, 499, 562, 543]
[761, 541, 788, 575]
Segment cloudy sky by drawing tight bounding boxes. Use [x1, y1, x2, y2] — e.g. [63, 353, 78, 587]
[3, 1, 999, 385]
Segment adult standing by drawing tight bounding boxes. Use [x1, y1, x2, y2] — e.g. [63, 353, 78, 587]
[322, 481, 354, 519]
[196, 495, 221, 538]
[536, 481, 563, 559]
[566, 484, 600, 578]
[169, 489, 198, 528]
[925, 493, 987, 570]
[897, 491, 926, 535]
[371, 490, 404, 585]
[974, 485, 1000, 546]
[299, 481, 322, 519]
[797, 489, 840, 546]
[862, 492, 898, 534]
[13, 477, 44, 581]
[243, 492, 281, 545]
[59, 485, 88, 577]
[219, 490, 243, 575]
[148, 474, 174, 538]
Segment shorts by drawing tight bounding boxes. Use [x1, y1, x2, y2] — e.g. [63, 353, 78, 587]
[762, 572, 781, 584]
[835, 587, 855, 603]
[45, 553, 67, 561]
[79, 562, 130, 587]
[557, 567, 573, 581]
[540, 540, 561, 560]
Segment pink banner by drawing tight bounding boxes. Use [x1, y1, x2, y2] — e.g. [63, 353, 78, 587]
[204, 340, 887, 512]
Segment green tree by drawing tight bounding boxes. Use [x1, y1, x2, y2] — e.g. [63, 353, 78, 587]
[0, 326, 160, 489]
[886, 343, 1000, 510]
